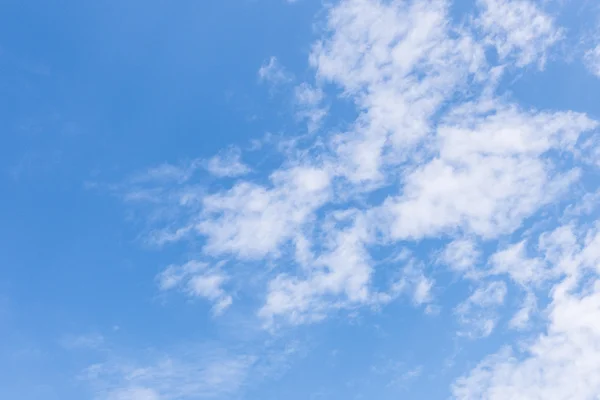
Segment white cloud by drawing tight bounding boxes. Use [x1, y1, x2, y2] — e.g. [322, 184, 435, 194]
[157, 261, 232, 315]
[453, 225, 600, 400]
[475, 0, 563, 67]
[490, 241, 551, 286]
[413, 277, 434, 305]
[563, 189, 600, 218]
[294, 83, 327, 132]
[508, 290, 537, 330]
[126, 149, 249, 192]
[387, 259, 436, 307]
[258, 56, 292, 85]
[441, 239, 481, 276]
[197, 165, 331, 259]
[584, 44, 600, 77]
[294, 83, 324, 106]
[205, 147, 250, 178]
[385, 105, 595, 240]
[259, 210, 375, 326]
[455, 281, 508, 338]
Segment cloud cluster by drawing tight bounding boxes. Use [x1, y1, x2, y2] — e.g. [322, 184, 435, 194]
[453, 223, 600, 400]
[114, 0, 600, 398]
[136, 0, 596, 326]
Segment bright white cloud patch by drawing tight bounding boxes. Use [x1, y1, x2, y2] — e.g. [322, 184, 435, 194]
[386, 105, 594, 240]
[311, 0, 486, 183]
[198, 165, 331, 260]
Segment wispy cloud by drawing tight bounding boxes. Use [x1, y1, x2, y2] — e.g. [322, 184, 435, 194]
[131, 160, 202, 185]
[60, 333, 105, 350]
[258, 56, 292, 86]
[453, 223, 600, 399]
[205, 147, 250, 178]
[81, 339, 304, 400]
[84, 352, 255, 400]
[157, 261, 232, 315]
[455, 281, 507, 338]
[475, 0, 563, 68]
[294, 83, 328, 132]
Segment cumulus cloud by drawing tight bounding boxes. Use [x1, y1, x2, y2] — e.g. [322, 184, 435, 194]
[259, 210, 376, 326]
[198, 165, 331, 259]
[508, 290, 537, 330]
[123, 0, 598, 328]
[385, 105, 594, 240]
[489, 240, 551, 286]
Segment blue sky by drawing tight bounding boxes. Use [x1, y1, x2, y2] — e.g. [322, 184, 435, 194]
[2, 0, 600, 399]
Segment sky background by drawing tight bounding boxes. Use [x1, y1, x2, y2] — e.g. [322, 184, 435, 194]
[2, 0, 600, 399]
